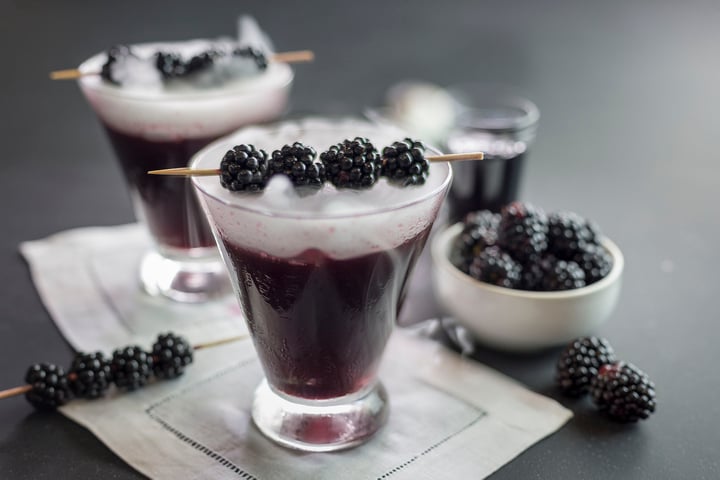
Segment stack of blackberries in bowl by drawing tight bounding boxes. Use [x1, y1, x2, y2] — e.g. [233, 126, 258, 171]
[451, 202, 613, 291]
[431, 201, 624, 351]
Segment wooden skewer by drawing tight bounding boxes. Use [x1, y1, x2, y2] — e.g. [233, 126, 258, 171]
[0, 385, 31, 400]
[147, 151, 485, 177]
[0, 334, 248, 400]
[49, 50, 315, 80]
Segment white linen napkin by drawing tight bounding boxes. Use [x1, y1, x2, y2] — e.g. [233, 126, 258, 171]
[20, 224, 572, 479]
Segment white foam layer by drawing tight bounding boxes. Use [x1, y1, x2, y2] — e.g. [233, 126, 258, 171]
[192, 118, 452, 259]
[78, 40, 293, 141]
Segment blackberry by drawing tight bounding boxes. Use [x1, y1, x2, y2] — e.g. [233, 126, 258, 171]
[519, 259, 545, 291]
[547, 211, 598, 259]
[451, 223, 497, 273]
[69, 352, 113, 399]
[539, 258, 586, 291]
[555, 337, 617, 397]
[468, 246, 521, 288]
[100, 45, 132, 85]
[233, 46, 268, 71]
[591, 362, 656, 422]
[463, 210, 500, 231]
[497, 202, 549, 263]
[573, 243, 613, 284]
[152, 333, 194, 380]
[269, 142, 325, 188]
[155, 51, 186, 79]
[25, 363, 71, 411]
[184, 50, 218, 75]
[111, 346, 153, 391]
[320, 137, 381, 189]
[381, 138, 430, 186]
[220, 144, 269, 192]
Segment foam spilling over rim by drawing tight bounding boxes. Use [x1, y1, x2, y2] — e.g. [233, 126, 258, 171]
[192, 118, 452, 259]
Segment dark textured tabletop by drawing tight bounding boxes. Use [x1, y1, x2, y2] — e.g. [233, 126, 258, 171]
[1, 1, 719, 478]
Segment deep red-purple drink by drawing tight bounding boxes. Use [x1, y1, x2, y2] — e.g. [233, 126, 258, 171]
[219, 227, 431, 400]
[104, 126, 226, 250]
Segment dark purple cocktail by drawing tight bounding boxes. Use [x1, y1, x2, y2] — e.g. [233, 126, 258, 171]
[192, 119, 452, 451]
[221, 229, 430, 400]
[445, 85, 539, 223]
[77, 39, 293, 301]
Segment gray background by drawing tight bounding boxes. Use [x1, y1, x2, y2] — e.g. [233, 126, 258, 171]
[1, 0, 718, 478]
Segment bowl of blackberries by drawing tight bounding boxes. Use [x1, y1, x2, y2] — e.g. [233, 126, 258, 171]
[432, 201, 624, 351]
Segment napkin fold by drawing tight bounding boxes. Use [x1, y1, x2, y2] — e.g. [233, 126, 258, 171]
[21, 224, 571, 480]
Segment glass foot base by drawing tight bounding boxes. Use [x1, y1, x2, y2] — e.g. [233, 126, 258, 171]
[139, 250, 231, 303]
[252, 379, 389, 452]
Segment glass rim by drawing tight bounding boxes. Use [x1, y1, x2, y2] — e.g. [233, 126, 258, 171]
[77, 49, 294, 102]
[191, 120, 454, 220]
[448, 82, 540, 133]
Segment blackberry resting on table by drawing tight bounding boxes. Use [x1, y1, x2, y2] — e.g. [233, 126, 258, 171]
[496, 202, 549, 263]
[573, 243, 613, 284]
[69, 352, 113, 399]
[25, 363, 72, 411]
[468, 246, 521, 288]
[539, 258, 586, 291]
[555, 336, 617, 396]
[547, 211, 599, 259]
[269, 142, 325, 188]
[220, 144, 269, 192]
[100, 45, 133, 85]
[111, 346, 154, 391]
[320, 137, 381, 189]
[152, 333, 194, 380]
[381, 138, 430, 186]
[591, 361, 656, 422]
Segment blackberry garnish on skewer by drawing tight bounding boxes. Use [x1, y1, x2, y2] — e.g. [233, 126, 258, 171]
[381, 138, 430, 186]
[69, 352, 113, 399]
[269, 142, 325, 188]
[25, 363, 72, 411]
[321, 137, 382, 189]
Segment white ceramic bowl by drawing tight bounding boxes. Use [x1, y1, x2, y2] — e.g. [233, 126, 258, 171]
[431, 223, 624, 352]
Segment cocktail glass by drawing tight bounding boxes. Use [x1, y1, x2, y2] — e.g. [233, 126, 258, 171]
[191, 119, 452, 451]
[445, 84, 539, 222]
[77, 43, 293, 302]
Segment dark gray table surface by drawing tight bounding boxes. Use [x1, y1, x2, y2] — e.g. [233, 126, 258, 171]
[1, 1, 719, 478]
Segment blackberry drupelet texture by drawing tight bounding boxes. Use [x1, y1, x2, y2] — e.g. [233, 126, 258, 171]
[381, 138, 430, 186]
[451, 223, 497, 273]
[496, 202, 549, 263]
[220, 144, 269, 192]
[555, 337, 617, 396]
[573, 243, 613, 284]
[547, 211, 598, 259]
[463, 210, 500, 231]
[591, 362, 656, 422]
[269, 142, 325, 188]
[539, 258, 586, 291]
[152, 333, 194, 379]
[468, 246, 521, 288]
[69, 352, 113, 399]
[320, 137, 381, 189]
[111, 346, 154, 391]
[25, 363, 72, 410]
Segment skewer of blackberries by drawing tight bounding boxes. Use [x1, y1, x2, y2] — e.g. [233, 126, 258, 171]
[19, 332, 194, 411]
